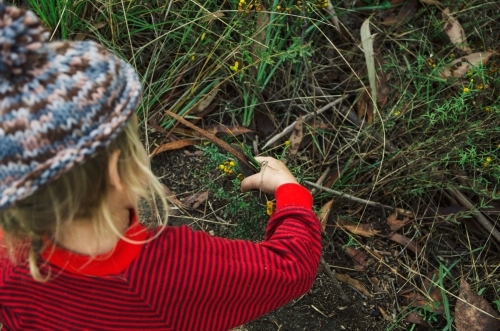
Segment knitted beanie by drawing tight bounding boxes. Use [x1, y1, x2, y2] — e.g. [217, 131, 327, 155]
[0, 4, 142, 210]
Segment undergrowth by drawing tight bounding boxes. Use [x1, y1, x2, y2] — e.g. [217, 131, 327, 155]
[17, 0, 500, 329]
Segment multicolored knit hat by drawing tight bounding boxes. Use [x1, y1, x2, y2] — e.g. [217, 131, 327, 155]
[0, 4, 142, 210]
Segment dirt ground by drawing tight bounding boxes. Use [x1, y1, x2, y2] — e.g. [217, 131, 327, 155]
[150, 149, 391, 331]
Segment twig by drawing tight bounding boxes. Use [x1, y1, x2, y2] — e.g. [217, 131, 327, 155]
[311, 166, 331, 195]
[447, 187, 500, 243]
[305, 181, 395, 211]
[320, 257, 351, 303]
[262, 95, 350, 149]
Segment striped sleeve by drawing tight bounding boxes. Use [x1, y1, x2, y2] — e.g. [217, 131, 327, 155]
[151, 183, 322, 330]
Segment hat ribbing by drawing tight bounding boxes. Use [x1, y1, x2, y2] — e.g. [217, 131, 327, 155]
[0, 4, 142, 210]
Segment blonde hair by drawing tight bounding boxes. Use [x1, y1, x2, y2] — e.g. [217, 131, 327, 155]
[0, 116, 168, 281]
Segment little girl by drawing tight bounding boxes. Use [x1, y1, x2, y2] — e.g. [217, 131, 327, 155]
[0, 4, 322, 330]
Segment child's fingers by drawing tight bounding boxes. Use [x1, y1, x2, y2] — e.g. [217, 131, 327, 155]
[240, 157, 297, 194]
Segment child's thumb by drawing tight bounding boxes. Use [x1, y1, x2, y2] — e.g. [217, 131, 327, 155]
[240, 173, 261, 193]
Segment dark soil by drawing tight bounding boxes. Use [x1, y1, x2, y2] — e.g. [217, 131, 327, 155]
[150, 149, 390, 331]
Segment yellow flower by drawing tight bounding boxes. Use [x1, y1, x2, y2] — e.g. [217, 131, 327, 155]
[230, 61, 239, 72]
[484, 162, 490, 168]
[486, 157, 492, 163]
[485, 106, 491, 112]
[237, 174, 244, 180]
[284, 140, 290, 147]
[266, 201, 274, 216]
[229, 161, 235, 167]
[200, 32, 206, 41]
[219, 164, 225, 170]
[394, 111, 401, 116]
[463, 87, 470, 93]
[191, 55, 195, 61]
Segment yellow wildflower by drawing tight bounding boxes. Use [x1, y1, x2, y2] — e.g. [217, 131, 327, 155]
[229, 161, 235, 167]
[266, 201, 274, 216]
[463, 87, 470, 93]
[486, 157, 492, 163]
[200, 32, 206, 41]
[218, 164, 225, 170]
[230, 61, 239, 72]
[284, 140, 290, 147]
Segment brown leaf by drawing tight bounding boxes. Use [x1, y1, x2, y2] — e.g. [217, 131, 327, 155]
[420, 0, 441, 5]
[422, 270, 443, 306]
[455, 278, 500, 331]
[356, 90, 373, 123]
[442, 7, 471, 53]
[206, 125, 253, 136]
[318, 199, 334, 232]
[345, 247, 367, 270]
[387, 212, 411, 231]
[200, 11, 224, 22]
[405, 312, 432, 327]
[183, 191, 209, 209]
[401, 292, 444, 313]
[162, 184, 185, 215]
[440, 52, 494, 78]
[288, 114, 303, 155]
[380, 0, 418, 26]
[195, 88, 219, 113]
[335, 273, 372, 299]
[374, 52, 389, 109]
[337, 219, 380, 237]
[150, 139, 198, 156]
[378, 306, 392, 321]
[388, 233, 421, 254]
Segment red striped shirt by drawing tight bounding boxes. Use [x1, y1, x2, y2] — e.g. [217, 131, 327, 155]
[0, 183, 322, 330]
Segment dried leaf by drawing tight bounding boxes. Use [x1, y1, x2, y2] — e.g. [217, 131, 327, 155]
[356, 90, 373, 123]
[374, 52, 389, 109]
[442, 7, 471, 53]
[206, 125, 252, 136]
[183, 191, 209, 209]
[162, 184, 185, 215]
[387, 212, 411, 231]
[401, 292, 444, 313]
[360, 19, 377, 109]
[388, 233, 421, 254]
[318, 199, 334, 231]
[200, 11, 224, 22]
[335, 273, 372, 299]
[420, 0, 441, 4]
[337, 219, 380, 237]
[422, 270, 443, 305]
[195, 88, 219, 113]
[150, 139, 198, 156]
[440, 52, 494, 78]
[405, 312, 432, 327]
[288, 115, 303, 155]
[380, 0, 418, 26]
[455, 278, 500, 331]
[345, 247, 367, 270]
[378, 306, 392, 321]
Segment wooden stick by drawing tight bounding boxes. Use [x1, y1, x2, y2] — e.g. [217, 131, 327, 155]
[447, 187, 500, 243]
[320, 256, 351, 303]
[305, 181, 394, 210]
[262, 95, 350, 149]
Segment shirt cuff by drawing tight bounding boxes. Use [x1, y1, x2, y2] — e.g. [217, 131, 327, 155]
[275, 183, 313, 210]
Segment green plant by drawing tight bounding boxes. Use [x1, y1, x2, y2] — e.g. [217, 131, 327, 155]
[200, 143, 268, 240]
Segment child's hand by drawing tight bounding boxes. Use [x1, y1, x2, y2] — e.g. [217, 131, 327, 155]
[240, 156, 298, 195]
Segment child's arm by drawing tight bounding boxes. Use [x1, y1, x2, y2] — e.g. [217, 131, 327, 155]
[154, 157, 322, 330]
